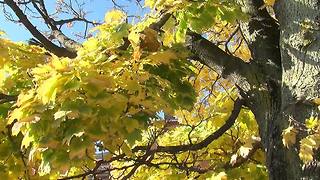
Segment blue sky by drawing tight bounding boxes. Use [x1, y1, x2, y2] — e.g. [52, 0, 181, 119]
[0, 0, 146, 42]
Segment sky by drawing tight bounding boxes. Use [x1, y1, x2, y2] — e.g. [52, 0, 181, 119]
[0, 0, 146, 42]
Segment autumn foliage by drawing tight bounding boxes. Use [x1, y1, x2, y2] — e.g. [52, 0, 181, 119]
[0, 0, 319, 179]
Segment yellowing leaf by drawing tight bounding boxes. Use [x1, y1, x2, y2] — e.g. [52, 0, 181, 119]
[20, 114, 41, 123]
[54, 111, 71, 120]
[282, 126, 298, 148]
[37, 74, 65, 104]
[211, 172, 228, 180]
[305, 116, 319, 129]
[121, 142, 133, 156]
[313, 98, 320, 105]
[50, 57, 70, 72]
[299, 143, 314, 163]
[104, 10, 126, 25]
[8, 108, 24, 124]
[144, 0, 156, 8]
[125, 118, 140, 133]
[141, 28, 160, 52]
[82, 38, 99, 52]
[264, 0, 275, 6]
[298, 133, 320, 164]
[11, 122, 24, 136]
[21, 131, 34, 149]
[128, 31, 140, 47]
[239, 146, 251, 158]
[17, 90, 35, 107]
[146, 50, 178, 64]
[230, 154, 237, 166]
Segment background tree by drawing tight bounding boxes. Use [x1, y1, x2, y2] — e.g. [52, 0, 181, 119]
[0, 0, 319, 179]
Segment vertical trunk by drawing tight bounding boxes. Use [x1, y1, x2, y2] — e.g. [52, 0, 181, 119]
[240, 0, 320, 179]
[266, 0, 320, 179]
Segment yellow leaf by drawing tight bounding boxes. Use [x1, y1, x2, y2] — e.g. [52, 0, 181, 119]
[128, 31, 140, 47]
[82, 37, 99, 52]
[305, 116, 319, 129]
[54, 111, 71, 120]
[124, 118, 140, 133]
[212, 172, 228, 180]
[133, 46, 142, 60]
[11, 122, 23, 136]
[146, 50, 178, 64]
[104, 10, 126, 25]
[21, 131, 34, 149]
[16, 90, 35, 107]
[282, 126, 298, 148]
[299, 143, 314, 163]
[8, 108, 24, 124]
[37, 74, 66, 104]
[144, 0, 156, 8]
[264, 0, 275, 6]
[313, 97, 320, 105]
[20, 114, 41, 123]
[141, 28, 160, 52]
[50, 57, 70, 72]
[121, 142, 133, 156]
[230, 154, 237, 166]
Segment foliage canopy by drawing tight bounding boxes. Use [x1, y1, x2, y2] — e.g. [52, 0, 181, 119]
[0, 0, 319, 179]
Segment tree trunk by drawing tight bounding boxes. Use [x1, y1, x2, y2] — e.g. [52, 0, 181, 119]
[181, 0, 320, 178]
[263, 0, 320, 179]
[238, 0, 320, 179]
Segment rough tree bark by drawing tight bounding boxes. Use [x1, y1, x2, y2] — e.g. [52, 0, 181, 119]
[241, 0, 320, 179]
[189, 0, 320, 179]
[272, 0, 320, 179]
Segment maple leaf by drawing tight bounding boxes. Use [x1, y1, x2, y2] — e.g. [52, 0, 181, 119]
[282, 126, 298, 148]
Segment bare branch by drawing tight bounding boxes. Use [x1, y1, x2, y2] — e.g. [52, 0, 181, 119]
[3, 0, 77, 57]
[30, 0, 81, 51]
[53, 17, 100, 26]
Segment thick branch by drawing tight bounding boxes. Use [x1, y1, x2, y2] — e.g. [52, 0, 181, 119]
[186, 31, 258, 91]
[4, 0, 76, 58]
[31, 0, 81, 51]
[0, 0, 31, 5]
[51, 30, 82, 51]
[133, 98, 244, 153]
[0, 93, 17, 104]
[240, 0, 281, 81]
[149, 13, 171, 32]
[53, 17, 99, 26]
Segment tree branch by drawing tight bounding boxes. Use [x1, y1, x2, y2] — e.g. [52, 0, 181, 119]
[30, 0, 81, 51]
[60, 97, 244, 179]
[53, 17, 99, 26]
[239, 0, 281, 82]
[149, 13, 171, 32]
[186, 31, 258, 91]
[0, 93, 17, 104]
[133, 97, 244, 153]
[224, 138, 262, 169]
[3, 0, 77, 58]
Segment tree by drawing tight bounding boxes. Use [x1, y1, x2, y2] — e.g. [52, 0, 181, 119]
[0, 0, 319, 179]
